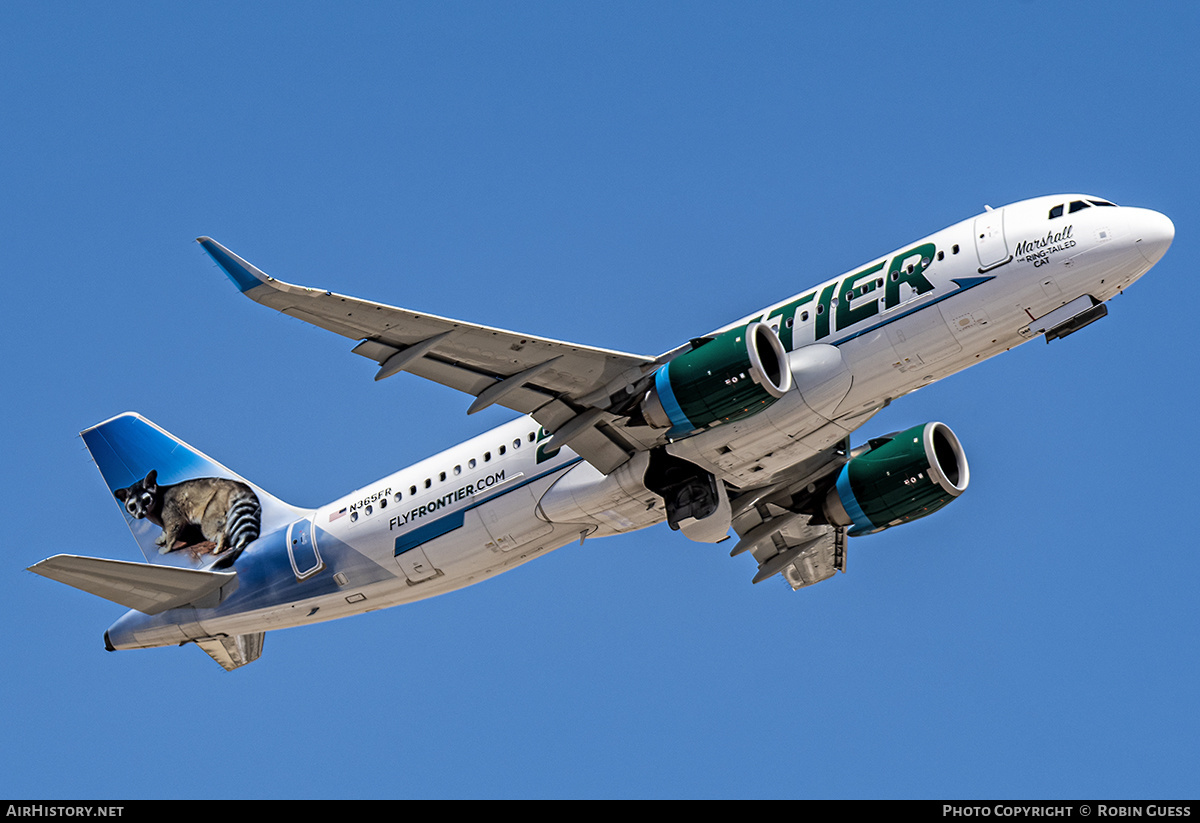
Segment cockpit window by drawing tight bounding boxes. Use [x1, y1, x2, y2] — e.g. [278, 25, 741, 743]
[1068, 200, 1091, 214]
[1088, 199, 1116, 207]
[1049, 204, 1064, 219]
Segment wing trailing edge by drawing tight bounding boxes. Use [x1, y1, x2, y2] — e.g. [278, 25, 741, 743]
[196, 236, 658, 475]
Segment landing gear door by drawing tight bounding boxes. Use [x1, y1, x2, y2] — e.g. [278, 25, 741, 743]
[287, 517, 324, 581]
[974, 210, 1012, 271]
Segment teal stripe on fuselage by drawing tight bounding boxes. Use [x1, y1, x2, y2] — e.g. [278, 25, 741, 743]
[395, 511, 465, 555]
[828, 276, 994, 347]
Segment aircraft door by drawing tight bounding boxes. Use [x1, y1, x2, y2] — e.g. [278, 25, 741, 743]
[287, 517, 324, 581]
[974, 210, 1012, 271]
[395, 545, 439, 583]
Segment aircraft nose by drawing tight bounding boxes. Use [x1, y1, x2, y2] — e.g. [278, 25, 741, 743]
[1128, 207, 1174, 266]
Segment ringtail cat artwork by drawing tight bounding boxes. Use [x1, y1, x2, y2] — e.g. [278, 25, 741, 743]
[113, 470, 262, 557]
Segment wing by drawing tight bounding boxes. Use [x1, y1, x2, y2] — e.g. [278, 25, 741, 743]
[727, 448, 849, 589]
[198, 238, 664, 473]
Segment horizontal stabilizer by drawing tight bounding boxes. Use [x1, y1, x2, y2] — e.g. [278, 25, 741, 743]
[28, 555, 238, 615]
[194, 633, 264, 671]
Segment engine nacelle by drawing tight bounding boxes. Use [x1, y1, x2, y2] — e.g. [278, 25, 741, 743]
[823, 422, 969, 536]
[642, 322, 791, 433]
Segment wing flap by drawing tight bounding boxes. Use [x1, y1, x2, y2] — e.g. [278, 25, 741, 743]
[406, 356, 557, 414]
[752, 529, 845, 588]
[729, 450, 850, 590]
[529, 399, 638, 474]
[28, 555, 238, 615]
[737, 514, 846, 590]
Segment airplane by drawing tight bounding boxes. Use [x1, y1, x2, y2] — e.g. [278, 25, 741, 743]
[28, 194, 1174, 670]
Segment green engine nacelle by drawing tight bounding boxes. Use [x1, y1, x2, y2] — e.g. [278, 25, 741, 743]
[642, 322, 792, 434]
[823, 422, 969, 536]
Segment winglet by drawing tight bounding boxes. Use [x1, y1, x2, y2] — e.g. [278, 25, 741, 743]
[196, 236, 271, 293]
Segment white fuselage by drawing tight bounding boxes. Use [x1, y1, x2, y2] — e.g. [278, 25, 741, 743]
[105, 194, 1173, 650]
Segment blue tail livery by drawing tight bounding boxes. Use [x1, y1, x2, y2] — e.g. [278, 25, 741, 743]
[81, 413, 303, 568]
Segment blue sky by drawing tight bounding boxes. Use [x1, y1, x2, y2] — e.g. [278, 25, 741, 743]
[4, 2, 1197, 799]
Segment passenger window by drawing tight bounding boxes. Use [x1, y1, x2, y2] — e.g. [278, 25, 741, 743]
[469, 458, 477, 469]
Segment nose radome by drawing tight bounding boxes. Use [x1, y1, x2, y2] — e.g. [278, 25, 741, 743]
[1129, 208, 1174, 265]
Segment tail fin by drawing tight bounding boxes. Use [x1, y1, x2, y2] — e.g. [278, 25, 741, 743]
[82, 413, 305, 568]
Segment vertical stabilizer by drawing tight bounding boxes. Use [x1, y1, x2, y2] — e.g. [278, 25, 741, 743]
[82, 413, 305, 568]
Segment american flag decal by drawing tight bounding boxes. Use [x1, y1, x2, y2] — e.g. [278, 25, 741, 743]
[329, 507, 347, 522]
